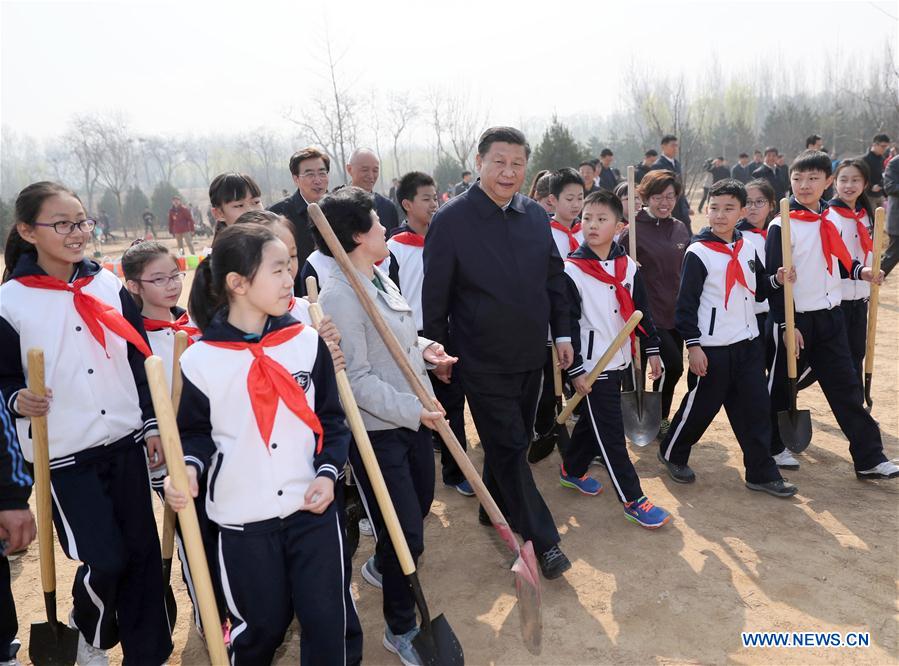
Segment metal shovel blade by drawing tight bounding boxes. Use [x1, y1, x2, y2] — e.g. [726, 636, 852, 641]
[511, 540, 543, 655]
[777, 378, 812, 453]
[621, 372, 662, 446]
[29, 597, 79, 666]
[412, 614, 465, 666]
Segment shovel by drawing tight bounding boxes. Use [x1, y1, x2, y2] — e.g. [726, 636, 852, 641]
[27, 349, 80, 666]
[776, 199, 812, 453]
[161, 330, 189, 631]
[619, 166, 662, 445]
[145, 356, 229, 665]
[863, 207, 886, 411]
[308, 204, 543, 656]
[557, 312, 644, 424]
[550, 344, 573, 458]
[306, 278, 463, 666]
[527, 345, 564, 464]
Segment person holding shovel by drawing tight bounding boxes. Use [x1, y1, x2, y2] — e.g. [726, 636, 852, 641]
[422, 127, 575, 580]
[316, 186, 457, 666]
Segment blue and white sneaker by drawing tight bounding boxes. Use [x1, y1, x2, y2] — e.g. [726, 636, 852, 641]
[559, 465, 603, 496]
[383, 626, 423, 666]
[447, 479, 475, 497]
[361, 555, 383, 590]
[623, 496, 671, 529]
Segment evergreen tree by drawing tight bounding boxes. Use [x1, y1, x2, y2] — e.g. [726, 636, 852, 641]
[530, 117, 587, 179]
[123, 186, 150, 234]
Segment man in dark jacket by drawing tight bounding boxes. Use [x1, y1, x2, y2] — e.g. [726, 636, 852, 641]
[453, 171, 472, 196]
[269, 147, 332, 292]
[730, 153, 754, 183]
[0, 399, 35, 664]
[752, 147, 785, 200]
[880, 154, 899, 277]
[649, 135, 693, 230]
[863, 133, 891, 210]
[634, 149, 658, 184]
[422, 126, 574, 580]
[346, 148, 400, 234]
[597, 148, 620, 191]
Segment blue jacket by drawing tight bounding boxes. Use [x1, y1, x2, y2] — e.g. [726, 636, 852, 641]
[422, 182, 570, 374]
[0, 389, 31, 511]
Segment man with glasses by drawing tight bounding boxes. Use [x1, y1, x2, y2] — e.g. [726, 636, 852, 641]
[269, 147, 331, 291]
[167, 196, 196, 255]
[863, 134, 891, 210]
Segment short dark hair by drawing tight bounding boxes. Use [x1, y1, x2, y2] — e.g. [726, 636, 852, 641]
[738, 152, 749, 159]
[549, 167, 585, 199]
[708, 178, 747, 207]
[583, 189, 624, 221]
[764, 146, 778, 156]
[477, 126, 531, 158]
[529, 171, 552, 200]
[873, 133, 890, 144]
[600, 148, 613, 158]
[461, 170, 472, 178]
[208, 172, 262, 208]
[805, 134, 822, 147]
[289, 147, 331, 177]
[613, 181, 629, 199]
[790, 149, 833, 177]
[312, 186, 375, 256]
[660, 134, 677, 146]
[753, 150, 763, 156]
[637, 169, 683, 200]
[396, 171, 436, 206]
[645, 149, 658, 158]
[234, 209, 297, 239]
[578, 160, 595, 170]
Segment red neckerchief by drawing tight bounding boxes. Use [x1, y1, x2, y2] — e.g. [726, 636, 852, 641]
[391, 231, 425, 247]
[143, 312, 200, 343]
[15, 274, 152, 358]
[827, 206, 873, 256]
[699, 239, 754, 309]
[790, 209, 852, 274]
[204, 324, 323, 453]
[571, 221, 582, 235]
[747, 227, 768, 240]
[566, 255, 645, 349]
[551, 220, 579, 253]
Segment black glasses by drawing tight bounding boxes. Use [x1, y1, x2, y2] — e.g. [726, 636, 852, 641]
[33, 219, 97, 235]
[135, 272, 186, 288]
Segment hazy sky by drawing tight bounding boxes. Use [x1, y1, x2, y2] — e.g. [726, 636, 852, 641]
[2, 0, 897, 140]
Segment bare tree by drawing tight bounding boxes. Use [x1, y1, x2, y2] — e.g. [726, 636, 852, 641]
[424, 89, 485, 172]
[90, 114, 136, 236]
[141, 136, 185, 185]
[240, 128, 282, 201]
[387, 92, 418, 177]
[64, 116, 105, 213]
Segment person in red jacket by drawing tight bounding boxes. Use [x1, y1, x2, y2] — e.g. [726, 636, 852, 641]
[167, 195, 196, 254]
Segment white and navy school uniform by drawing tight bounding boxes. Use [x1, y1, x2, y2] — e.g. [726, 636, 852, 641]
[298, 249, 337, 297]
[765, 199, 886, 470]
[177, 312, 361, 665]
[829, 198, 874, 383]
[142, 306, 226, 632]
[388, 224, 469, 486]
[659, 229, 783, 484]
[0, 254, 172, 662]
[562, 243, 661, 502]
[736, 219, 771, 346]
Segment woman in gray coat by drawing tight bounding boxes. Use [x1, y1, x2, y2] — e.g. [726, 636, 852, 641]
[316, 187, 456, 666]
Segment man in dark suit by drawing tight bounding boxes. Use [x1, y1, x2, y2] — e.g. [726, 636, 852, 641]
[268, 146, 331, 291]
[635, 149, 657, 184]
[422, 126, 574, 580]
[752, 146, 786, 201]
[863, 133, 891, 210]
[649, 134, 692, 229]
[730, 153, 754, 183]
[597, 148, 620, 191]
[453, 171, 472, 196]
[346, 148, 400, 234]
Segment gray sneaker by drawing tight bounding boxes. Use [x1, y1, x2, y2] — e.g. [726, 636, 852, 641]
[746, 478, 798, 498]
[657, 451, 696, 483]
[361, 555, 383, 590]
[383, 626, 422, 666]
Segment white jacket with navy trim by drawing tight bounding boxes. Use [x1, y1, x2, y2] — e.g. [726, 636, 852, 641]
[677, 228, 778, 348]
[828, 199, 872, 301]
[0, 255, 156, 463]
[736, 219, 770, 315]
[386, 224, 426, 332]
[177, 312, 349, 527]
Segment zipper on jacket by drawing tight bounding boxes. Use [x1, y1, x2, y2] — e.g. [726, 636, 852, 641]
[708, 307, 717, 336]
[587, 331, 595, 359]
[209, 452, 224, 503]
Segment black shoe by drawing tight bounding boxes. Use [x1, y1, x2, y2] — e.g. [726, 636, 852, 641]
[657, 451, 696, 483]
[538, 545, 571, 580]
[478, 506, 492, 526]
[746, 478, 798, 498]
[527, 431, 557, 464]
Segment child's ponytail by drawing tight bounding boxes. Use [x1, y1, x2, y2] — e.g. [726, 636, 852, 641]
[3, 226, 35, 283]
[188, 257, 220, 332]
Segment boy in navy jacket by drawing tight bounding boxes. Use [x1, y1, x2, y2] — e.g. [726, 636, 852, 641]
[659, 180, 798, 497]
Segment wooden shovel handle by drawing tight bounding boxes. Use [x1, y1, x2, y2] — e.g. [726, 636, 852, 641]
[305, 289, 418, 576]
[557, 311, 643, 423]
[307, 204, 514, 534]
[146, 356, 228, 664]
[779, 199, 798, 379]
[162, 330, 190, 560]
[27, 349, 56, 597]
[864, 208, 886, 374]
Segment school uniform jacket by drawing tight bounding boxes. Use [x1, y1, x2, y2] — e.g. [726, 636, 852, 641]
[563, 243, 661, 378]
[677, 228, 778, 348]
[288, 296, 312, 325]
[319, 264, 435, 432]
[144, 306, 201, 386]
[736, 219, 770, 315]
[177, 313, 349, 527]
[550, 219, 580, 260]
[269, 189, 316, 289]
[828, 198, 872, 301]
[299, 250, 337, 297]
[766, 198, 865, 325]
[0, 398, 31, 512]
[386, 223, 426, 332]
[0, 255, 156, 463]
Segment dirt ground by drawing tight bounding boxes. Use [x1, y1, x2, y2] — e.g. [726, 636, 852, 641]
[8, 234, 899, 665]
